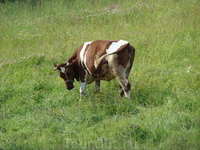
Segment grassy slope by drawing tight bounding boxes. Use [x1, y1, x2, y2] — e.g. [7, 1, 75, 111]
[0, 0, 200, 149]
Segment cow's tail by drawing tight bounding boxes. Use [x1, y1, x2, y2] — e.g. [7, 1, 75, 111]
[94, 42, 130, 69]
[94, 53, 112, 69]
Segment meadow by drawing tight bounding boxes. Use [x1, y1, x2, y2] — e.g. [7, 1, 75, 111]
[0, 0, 200, 149]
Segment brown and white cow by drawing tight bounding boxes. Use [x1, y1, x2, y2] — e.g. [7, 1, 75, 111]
[54, 40, 135, 99]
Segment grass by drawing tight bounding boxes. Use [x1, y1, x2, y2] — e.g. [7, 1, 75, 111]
[0, 0, 200, 149]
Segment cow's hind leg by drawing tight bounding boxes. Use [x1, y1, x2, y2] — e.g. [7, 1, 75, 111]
[94, 80, 100, 93]
[123, 82, 131, 99]
[117, 67, 131, 99]
[119, 85, 124, 97]
[116, 77, 131, 99]
[119, 83, 131, 98]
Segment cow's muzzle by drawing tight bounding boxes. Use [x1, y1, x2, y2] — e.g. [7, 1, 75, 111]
[67, 86, 74, 90]
[65, 80, 74, 90]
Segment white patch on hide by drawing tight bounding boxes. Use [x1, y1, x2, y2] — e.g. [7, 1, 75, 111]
[60, 67, 65, 73]
[80, 41, 92, 63]
[106, 40, 128, 54]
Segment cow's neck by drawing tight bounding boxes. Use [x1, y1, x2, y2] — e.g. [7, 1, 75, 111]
[73, 61, 80, 81]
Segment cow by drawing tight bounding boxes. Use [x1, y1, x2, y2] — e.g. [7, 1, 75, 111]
[54, 40, 135, 99]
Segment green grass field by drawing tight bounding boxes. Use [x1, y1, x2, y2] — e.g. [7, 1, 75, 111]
[0, 0, 199, 149]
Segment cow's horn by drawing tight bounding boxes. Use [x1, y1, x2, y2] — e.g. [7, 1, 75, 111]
[54, 63, 57, 70]
[65, 59, 76, 67]
[65, 62, 71, 67]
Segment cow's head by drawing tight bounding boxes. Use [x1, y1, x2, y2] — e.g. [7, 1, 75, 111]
[54, 61, 75, 90]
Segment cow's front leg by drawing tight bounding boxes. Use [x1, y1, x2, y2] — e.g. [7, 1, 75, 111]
[80, 81, 86, 97]
[94, 80, 100, 93]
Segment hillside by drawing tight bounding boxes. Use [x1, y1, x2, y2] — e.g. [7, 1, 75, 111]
[0, 0, 199, 149]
